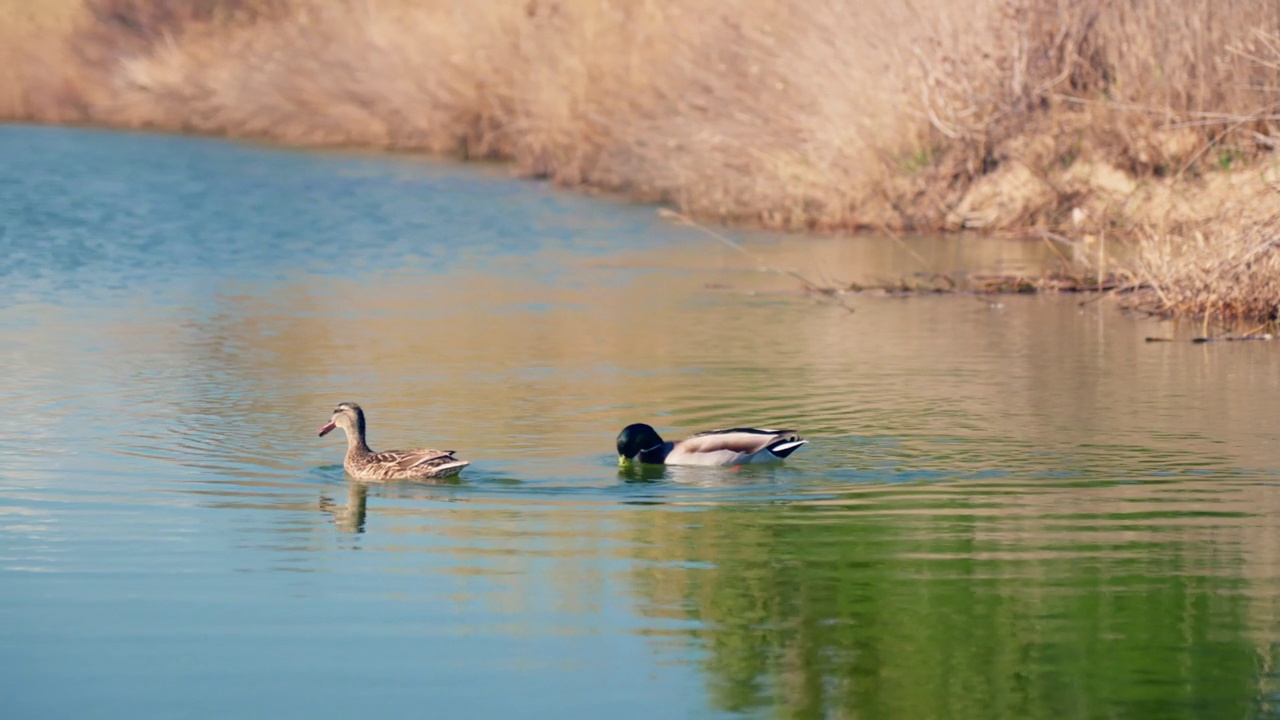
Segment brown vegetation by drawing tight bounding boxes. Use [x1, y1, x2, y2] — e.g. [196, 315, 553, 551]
[1128, 210, 1280, 321]
[0, 0, 84, 121]
[3, 0, 1280, 319]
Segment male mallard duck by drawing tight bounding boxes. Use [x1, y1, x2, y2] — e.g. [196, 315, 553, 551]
[318, 402, 470, 481]
[616, 422, 808, 467]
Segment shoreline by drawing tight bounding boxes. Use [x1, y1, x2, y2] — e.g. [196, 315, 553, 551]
[4, 0, 1279, 322]
[4, 115, 1275, 335]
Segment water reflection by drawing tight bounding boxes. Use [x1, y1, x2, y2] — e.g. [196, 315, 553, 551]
[319, 481, 369, 536]
[626, 475, 1280, 719]
[3, 126, 1280, 719]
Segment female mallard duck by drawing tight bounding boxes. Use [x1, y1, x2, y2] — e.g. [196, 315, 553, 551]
[318, 402, 470, 481]
[616, 423, 808, 467]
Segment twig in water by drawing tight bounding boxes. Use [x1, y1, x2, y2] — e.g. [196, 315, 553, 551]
[1036, 230, 1076, 271]
[875, 221, 932, 270]
[657, 209, 856, 313]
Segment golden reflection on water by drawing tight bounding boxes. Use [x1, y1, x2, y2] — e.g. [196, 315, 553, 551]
[151, 229, 1280, 474]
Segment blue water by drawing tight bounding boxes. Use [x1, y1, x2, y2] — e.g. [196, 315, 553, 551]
[3, 125, 1280, 719]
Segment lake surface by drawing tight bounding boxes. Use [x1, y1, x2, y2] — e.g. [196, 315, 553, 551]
[3, 124, 1280, 719]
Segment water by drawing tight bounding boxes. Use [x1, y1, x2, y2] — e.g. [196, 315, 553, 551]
[2, 125, 1280, 719]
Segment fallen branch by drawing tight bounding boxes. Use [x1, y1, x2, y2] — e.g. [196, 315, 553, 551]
[842, 271, 1141, 297]
[1146, 333, 1275, 343]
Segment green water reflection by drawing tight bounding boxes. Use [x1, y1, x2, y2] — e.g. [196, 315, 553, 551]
[627, 479, 1280, 719]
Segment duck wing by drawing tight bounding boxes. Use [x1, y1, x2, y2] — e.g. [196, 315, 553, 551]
[390, 448, 457, 470]
[667, 428, 807, 465]
[370, 448, 469, 476]
[678, 428, 802, 455]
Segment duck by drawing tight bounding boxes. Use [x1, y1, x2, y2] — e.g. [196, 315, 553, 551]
[616, 422, 808, 467]
[318, 402, 470, 481]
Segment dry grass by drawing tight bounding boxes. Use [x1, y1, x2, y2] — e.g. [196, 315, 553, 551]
[3, 0, 1280, 318]
[61, 0, 982, 231]
[0, 0, 87, 120]
[1127, 210, 1280, 321]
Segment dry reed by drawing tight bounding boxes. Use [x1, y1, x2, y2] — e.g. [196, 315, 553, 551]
[1127, 208, 1280, 321]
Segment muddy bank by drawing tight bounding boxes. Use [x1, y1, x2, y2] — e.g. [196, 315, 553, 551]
[4, 0, 1280, 320]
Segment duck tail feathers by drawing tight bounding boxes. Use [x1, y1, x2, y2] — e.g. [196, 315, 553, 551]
[430, 459, 471, 477]
[768, 438, 808, 459]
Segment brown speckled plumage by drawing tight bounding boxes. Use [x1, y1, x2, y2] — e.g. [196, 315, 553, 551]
[318, 402, 469, 481]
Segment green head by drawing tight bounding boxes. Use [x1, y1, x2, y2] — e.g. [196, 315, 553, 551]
[616, 423, 664, 464]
